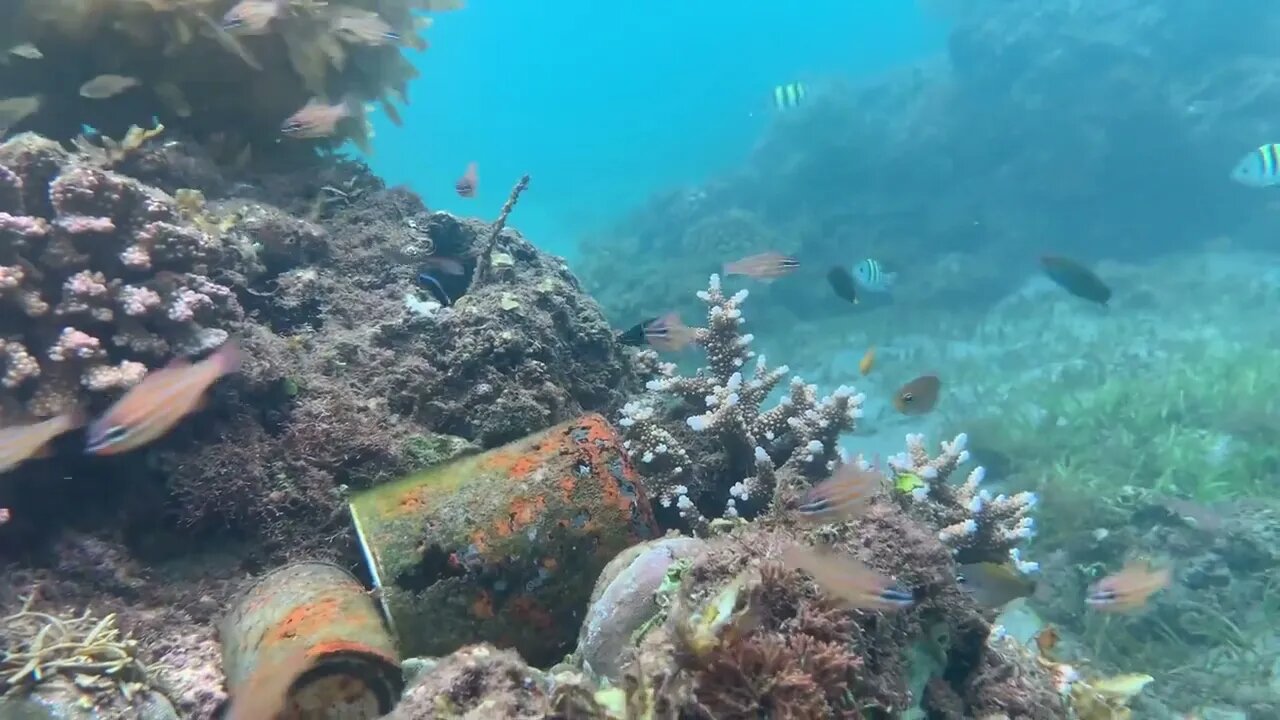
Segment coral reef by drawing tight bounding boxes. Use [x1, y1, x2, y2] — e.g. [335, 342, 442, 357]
[0, 0, 463, 152]
[579, 0, 1280, 332]
[0, 125, 642, 717]
[0, 131, 241, 417]
[618, 273, 859, 532]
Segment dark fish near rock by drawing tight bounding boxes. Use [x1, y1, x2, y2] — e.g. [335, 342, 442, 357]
[826, 266, 858, 304]
[417, 272, 452, 306]
[893, 374, 941, 415]
[616, 317, 659, 347]
[1040, 255, 1111, 306]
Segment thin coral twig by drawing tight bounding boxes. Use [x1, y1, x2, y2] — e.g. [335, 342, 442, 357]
[469, 174, 531, 292]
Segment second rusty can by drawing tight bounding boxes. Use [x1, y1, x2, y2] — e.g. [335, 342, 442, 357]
[218, 561, 402, 719]
[348, 412, 659, 666]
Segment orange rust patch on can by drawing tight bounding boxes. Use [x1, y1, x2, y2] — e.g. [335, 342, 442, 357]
[574, 414, 615, 444]
[558, 476, 576, 502]
[471, 591, 495, 619]
[305, 639, 398, 665]
[502, 495, 547, 535]
[481, 443, 555, 480]
[509, 595, 554, 630]
[270, 596, 342, 642]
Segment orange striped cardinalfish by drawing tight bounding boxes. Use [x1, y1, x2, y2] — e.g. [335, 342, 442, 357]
[455, 162, 478, 198]
[1086, 560, 1171, 612]
[641, 312, 698, 352]
[222, 0, 287, 34]
[723, 252, 799, 281]
[783, 544, 914, 611]
[329, 8, 400, 46]
[793, 463, 884, 525]
[86, 341, 242, 456]
[281, 97, 359, 140]
[0, 411, 85, 474]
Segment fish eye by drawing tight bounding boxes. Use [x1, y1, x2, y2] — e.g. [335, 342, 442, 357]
[901, 392, 915, 403]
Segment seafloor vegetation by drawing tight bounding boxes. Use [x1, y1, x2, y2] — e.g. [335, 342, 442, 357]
[0, 0, 1276, 719]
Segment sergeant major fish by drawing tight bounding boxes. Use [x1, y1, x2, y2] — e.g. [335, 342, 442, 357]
[85, 341, 242, 455]
[772, 82, 806, 111]
[853, 258, 896, 293]
[1230, 143, 1280, 187]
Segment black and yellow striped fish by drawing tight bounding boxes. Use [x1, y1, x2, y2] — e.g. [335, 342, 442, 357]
[772, 82, 806, 111]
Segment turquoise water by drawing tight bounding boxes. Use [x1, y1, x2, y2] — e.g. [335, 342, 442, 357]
[369, 0, 947, 259]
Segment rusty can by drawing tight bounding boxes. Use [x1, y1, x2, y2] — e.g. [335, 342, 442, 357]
[218, 561, 402, 719]
[348, 412, 659, 666]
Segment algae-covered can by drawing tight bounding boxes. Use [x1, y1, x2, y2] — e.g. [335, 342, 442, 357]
[349, 412, 660, 666]
[218, 561, 402, 719]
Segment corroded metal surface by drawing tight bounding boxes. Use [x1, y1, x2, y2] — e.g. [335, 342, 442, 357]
[219, 561, 402, 719]
[349, 413, 659, 665]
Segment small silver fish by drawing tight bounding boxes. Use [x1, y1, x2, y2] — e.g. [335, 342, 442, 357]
[79, 74, 141, 99]
[0, 95, 41, 132]
[8, 43, 43, 60]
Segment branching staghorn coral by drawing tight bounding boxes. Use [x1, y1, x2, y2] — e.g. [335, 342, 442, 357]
[888, 431, 1039, 567]
[619, 274, 861, 532]
[1, 600, 155, 703]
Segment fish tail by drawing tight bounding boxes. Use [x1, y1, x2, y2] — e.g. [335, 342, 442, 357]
[210, 339, 243, 377]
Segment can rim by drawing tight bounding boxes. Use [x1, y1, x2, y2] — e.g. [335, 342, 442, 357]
[349, 503, 398, 636]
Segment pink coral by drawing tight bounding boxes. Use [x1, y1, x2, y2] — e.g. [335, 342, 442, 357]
[0, 132, 243, 415]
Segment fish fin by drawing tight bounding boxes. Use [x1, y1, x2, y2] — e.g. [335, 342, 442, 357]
[164, 355, 193, 369]
[210, 339, 243, 376]
[884, 271, 899, 285]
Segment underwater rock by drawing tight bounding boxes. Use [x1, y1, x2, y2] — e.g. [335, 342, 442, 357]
[218, 561, 402, 719]
[575, 534, 708, 681]
[387, 644, 551, 720]
[348, 413, 660, 666]
[0, 685, 179, 720]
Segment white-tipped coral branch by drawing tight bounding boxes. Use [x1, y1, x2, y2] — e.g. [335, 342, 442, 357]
[889, 432, 1038, 566]
[618, 274, 861, 531]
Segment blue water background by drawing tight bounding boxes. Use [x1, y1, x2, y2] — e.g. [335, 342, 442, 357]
[369, 0, 947, 260]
